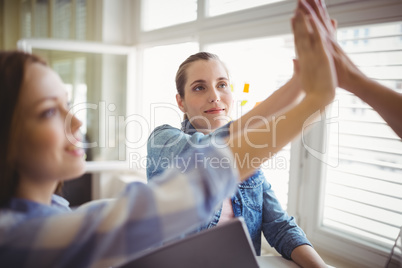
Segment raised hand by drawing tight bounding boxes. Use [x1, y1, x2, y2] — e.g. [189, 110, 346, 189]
[295, 0, 402, 138]
[296, 0, 367, 90]
[301, 0, 336, 38]
[291, 8, 336, 105]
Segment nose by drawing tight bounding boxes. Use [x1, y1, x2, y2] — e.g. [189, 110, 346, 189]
[71, 113, 83, 133]
[65, 109, 83, 135]
[209, 88, 220, 103]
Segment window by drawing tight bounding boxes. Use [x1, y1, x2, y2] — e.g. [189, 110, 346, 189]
[320, 21, 402, 251]
[34, 0, 48, 37]
[53, 0, 72, 39]
[19, 40, 135, 164]
[21, 0, 33, 38]
[207, 0, 287, 17]
[141, 0, 197, 31]
[141, 42, 199, 132]
[19, 0, 90, 40]
[138, 1, 402, 265]
[206, 36, 295, 208]
[15, 0, 402, 265]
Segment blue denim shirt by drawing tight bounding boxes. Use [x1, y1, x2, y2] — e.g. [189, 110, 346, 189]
[146, 120, 312, 259]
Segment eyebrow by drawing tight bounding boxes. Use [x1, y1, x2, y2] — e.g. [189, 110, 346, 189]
[189, 77, 229, 87]
[26, 96, 64, 113]
[29, 91, 69, 109]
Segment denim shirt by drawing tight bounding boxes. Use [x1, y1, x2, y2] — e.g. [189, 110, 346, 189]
[146, 120, 312, 259]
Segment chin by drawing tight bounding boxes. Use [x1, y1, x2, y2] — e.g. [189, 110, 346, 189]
[64, 162, 86, 180]
[213, 120, 229, 128]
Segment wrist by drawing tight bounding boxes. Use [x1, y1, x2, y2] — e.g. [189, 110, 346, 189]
[345, 73, 374, 97]
[304, 89, 335, 109]
[341, 68, 368, 93]
[284, 76, 303, 100]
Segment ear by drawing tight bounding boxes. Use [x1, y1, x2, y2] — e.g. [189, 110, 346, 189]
[176, 94, 186, 113]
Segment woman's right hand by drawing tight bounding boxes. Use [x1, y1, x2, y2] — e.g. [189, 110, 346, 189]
[298, 0, 367, 92]
[292, 6, 336, 106]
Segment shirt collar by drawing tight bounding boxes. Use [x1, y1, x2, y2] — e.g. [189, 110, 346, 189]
[7, 194, 71, 214]
[181, 119, 232, 136]
[181, 119, 197, 135]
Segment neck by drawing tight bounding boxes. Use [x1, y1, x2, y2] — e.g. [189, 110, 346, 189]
[184, 119, 219, 135]
[15, 175, 58, 205]
[198, 128, 214, 135]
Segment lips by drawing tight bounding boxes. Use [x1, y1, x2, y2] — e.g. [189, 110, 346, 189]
[66, 144, 85, 157]
[204, 108, 225, 114]
[66, 135, 85, 157]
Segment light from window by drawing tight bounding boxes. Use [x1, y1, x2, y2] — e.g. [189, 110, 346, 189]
[206, 35, 295, 208]
[142, 0, 197, 31]
[76, 0, 87, 40]
[53, 0, 72, 39]
[207, 0, 287, 17]
[323, 22, 402, 249]
[33, 49, 128, 162]
[20, 0, 87, 40]
[142, 42, 199, 132]
[34, 0, 48, 38]
[21, 0, 32, 38]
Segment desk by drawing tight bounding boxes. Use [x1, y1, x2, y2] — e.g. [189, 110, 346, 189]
[257, 256, 300, 268]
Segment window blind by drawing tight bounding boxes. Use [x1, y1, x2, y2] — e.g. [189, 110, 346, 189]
[19, 0, 87, 40]
[323, 22, 402, 250]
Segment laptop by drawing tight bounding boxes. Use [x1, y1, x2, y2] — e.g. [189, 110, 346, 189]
[118, 217, 259, 268]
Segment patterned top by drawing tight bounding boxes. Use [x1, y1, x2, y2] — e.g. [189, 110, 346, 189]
[0, 145, 238, 268]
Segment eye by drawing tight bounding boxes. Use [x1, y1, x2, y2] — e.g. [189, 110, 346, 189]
[218, 82, 228, 89]
[40, 107, 58, 119]
[193, 85, 205, 91]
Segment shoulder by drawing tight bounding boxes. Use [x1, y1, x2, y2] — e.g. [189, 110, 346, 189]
[238, 169, 266, 189]
[151, 124, 181, 136]
[148, 124, 185, 145]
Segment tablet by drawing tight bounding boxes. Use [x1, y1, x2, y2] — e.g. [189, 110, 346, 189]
[118, 217, 259, 268]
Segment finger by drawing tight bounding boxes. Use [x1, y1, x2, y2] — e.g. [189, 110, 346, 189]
[305, 0, 322, 22]
[292, 10, 313, 57]
[291, 17, 300, 59]
[331, 19, 337, 29]
[297, 0, 324, 29]
[299, 0, 334, 36]
[293, 59, 300, 75]
[297, 0, 314, 15]
[308, 13, 330, 54]
[317, 0, 326, 9]
[316, 0, 336, 33]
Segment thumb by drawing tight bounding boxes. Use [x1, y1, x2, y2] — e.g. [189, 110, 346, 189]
[331, 19, 337, 29]
[293, 59, 300, 75]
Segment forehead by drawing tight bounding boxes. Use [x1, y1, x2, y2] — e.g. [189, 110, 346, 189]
[186, 59, 228, 81]
[19, 63, 66, 109]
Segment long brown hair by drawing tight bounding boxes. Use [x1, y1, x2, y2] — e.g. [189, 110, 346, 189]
[175, 52, 229, 120]
[0, 51, 47, 207]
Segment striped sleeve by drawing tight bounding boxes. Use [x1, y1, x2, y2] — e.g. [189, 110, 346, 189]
[0, 145, 238, 268]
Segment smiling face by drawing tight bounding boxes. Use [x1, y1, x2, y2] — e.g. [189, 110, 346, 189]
[15, 63, 85, 197]
[176, 59, 233, 133]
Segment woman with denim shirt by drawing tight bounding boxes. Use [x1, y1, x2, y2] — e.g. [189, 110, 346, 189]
[147, 50, 329, 267]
